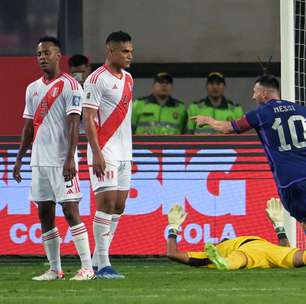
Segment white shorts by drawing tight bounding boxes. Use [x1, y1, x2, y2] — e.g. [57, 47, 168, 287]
[30, 166, 82, 203]
[89, 161, 131, 193]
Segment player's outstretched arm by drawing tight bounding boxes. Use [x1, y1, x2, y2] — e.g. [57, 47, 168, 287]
[190, 116, 235, 134]
[13, 119, 34, 183]
[166, 204, 190, 264]
[63, 113, 80, 181]
[166, 205, 212, 267]
[83, 107, 106, 178]
[266, 197, 290, 247]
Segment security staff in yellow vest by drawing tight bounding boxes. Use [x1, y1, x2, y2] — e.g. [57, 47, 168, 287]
[187, 72, 244, 134]
[132, 73, 187, 134]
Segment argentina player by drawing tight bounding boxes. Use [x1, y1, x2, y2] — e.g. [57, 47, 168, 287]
[191, 75, 306, 234]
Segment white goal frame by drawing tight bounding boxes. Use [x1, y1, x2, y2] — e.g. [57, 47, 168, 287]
[280, 0, 297, 247]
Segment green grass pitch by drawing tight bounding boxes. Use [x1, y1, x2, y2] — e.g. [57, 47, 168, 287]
[1, 258, 306, 304]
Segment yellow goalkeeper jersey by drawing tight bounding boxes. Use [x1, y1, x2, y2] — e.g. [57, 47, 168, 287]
[187, 236, 262, 261]
[187, 236, 298, 269]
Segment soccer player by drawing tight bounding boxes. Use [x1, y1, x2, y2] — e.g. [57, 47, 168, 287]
[166, 201, 306, 270]
[191, 75, 306, 233]
[13, 37, 94, 281]
[68, 54, 91, 87]
[82, 31, 133, 279]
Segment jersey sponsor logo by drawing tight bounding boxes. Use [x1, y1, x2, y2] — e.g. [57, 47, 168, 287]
[32, 91, 38, 97]
[112, 84, 118, 89]
[72, 95, 80, 106]
[86, 92, 91, 99]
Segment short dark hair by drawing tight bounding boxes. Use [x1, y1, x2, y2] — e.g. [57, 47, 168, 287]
[106, 31, 132, 44]
[255, 75, 280, 90]
[38, 36, 61, 49]
[68, 54, 89, 67]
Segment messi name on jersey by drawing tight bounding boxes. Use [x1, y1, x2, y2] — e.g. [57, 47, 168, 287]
[273, 104, 295, 113]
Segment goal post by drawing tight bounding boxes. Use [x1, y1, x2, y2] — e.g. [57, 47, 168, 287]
[280, 0, 297, 247]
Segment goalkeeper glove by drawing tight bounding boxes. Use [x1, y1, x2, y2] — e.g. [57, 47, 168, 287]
[167, 204, 187, 235]
[266, 197, 287, 240]
[266, 197, 284, 228]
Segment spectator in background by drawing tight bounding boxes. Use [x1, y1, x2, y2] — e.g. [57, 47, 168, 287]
[132, 72, 186, 134]
[187, 72, 244, 134]
[68, 54, 91, 87]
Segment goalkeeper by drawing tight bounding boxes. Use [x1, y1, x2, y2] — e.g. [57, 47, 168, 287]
[167, 199, 306, 270]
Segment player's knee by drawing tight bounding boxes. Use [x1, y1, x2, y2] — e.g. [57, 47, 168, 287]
[113, 206, 125, 214]
[62, 205, 79, 224]
[38, 207, 54, 226]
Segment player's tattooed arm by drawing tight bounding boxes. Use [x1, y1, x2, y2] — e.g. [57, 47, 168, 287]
[83, 107, 106, 178]
[190, 116, 235, 134]
[64, 113, 81, 181]
[14, 119, 34, 183]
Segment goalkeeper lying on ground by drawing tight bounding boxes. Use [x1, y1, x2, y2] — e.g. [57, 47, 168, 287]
[167, 199, 306, 270]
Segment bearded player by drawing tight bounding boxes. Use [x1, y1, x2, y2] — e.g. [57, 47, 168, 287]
[191, 75, 306, 235]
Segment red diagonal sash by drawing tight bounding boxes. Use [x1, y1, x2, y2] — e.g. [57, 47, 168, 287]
[97, 74, 133, 149]
[33, 80, 64, 139]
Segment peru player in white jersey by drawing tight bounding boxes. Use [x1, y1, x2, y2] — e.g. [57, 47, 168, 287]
[13, 37, 94, 281]
[83, 31, 133, 279]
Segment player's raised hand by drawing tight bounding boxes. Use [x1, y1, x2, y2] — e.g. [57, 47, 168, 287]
[63, 156, 76, 181]
[168, 204, 187, 231]
[190, 115, 212, 127]
[92, 151, 106, 178]
[266, 197, 284, 228]
[13, 159, 22, 183]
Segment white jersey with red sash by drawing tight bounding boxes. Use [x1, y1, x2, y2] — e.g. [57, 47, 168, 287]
[83, 64, 133, 164]
[23, 72, 83, 167]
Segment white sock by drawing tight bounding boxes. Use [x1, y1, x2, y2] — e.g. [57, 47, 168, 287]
[93, 211, 112, 270]
[92, 247, 98, 268]
[109, 214, 122, 246]
[70, 223, 92, 270]
[42, 227, 62, 272]
[92, 214, 122, 268]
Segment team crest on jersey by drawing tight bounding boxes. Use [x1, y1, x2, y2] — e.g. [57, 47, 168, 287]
[86, 92, 91, 99]
[123, 95, 130, 107]
[72, 95, 80, 106]
[51, 87, 59, 97]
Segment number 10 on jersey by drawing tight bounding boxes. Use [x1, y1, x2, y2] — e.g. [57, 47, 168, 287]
[272, 115, 306, 151]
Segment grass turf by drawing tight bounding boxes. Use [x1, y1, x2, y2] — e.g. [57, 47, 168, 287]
[1, 258, 306, 304]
